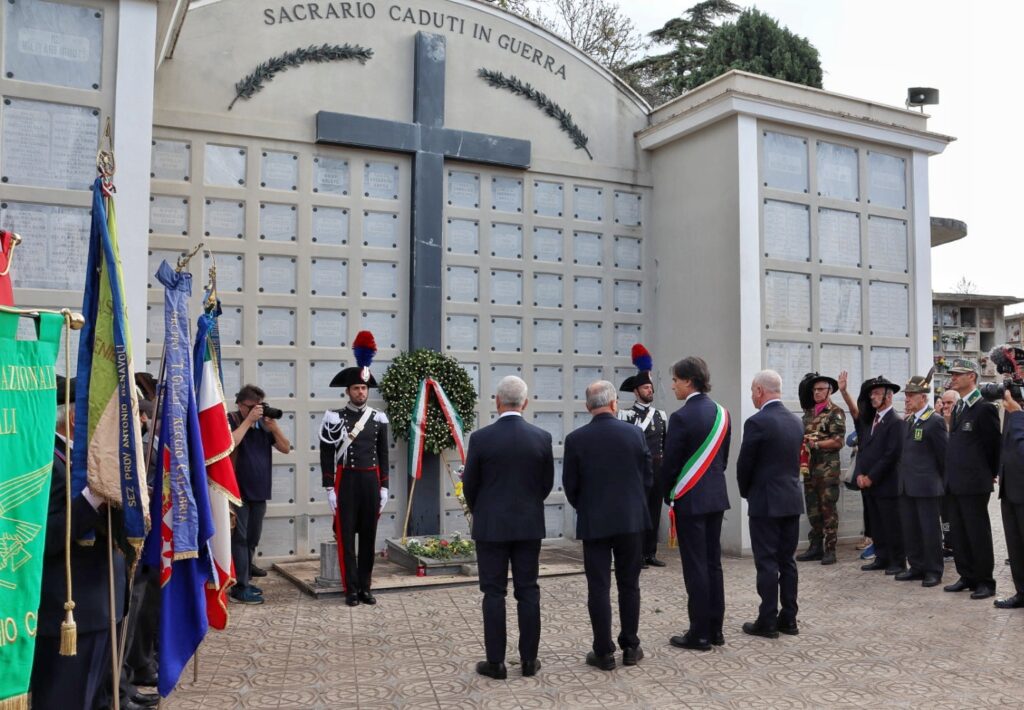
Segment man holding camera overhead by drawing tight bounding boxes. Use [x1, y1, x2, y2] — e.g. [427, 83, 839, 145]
[229, 383, 292, 604]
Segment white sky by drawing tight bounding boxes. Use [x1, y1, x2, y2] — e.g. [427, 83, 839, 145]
[622, 1, 1023, 311]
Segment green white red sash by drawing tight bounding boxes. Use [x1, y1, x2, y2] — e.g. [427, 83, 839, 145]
[671, 403, 729, 500]
[408, 378, 466, 479]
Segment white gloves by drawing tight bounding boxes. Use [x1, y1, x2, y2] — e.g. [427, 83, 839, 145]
[380, 488, 389, 511]
[327, 488, 337, 514]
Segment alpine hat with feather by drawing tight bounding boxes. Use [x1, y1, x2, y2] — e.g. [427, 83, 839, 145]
[798, 372, 839, 411]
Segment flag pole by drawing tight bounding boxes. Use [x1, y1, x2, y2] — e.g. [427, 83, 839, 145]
[107, 506, 121, 710]
[401, 475, 418, 544]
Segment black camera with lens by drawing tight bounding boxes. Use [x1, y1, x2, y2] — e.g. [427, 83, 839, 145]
[261, 404, 284, 420]
[978, 345, 1024, 403]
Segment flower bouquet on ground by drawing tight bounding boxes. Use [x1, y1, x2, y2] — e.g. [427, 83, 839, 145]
[405, 532, 475, 561]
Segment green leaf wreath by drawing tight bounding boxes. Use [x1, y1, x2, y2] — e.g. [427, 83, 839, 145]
[379, 349, 477, 454]
[229, 43, 373, 110]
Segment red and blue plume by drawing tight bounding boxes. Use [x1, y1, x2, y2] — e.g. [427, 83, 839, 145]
[631, 343, 653, 372]
[353, 330, 377, 368]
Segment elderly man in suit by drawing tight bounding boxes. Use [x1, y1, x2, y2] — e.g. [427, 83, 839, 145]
[736, 370, 804, 638]
[564, 380, 652, 671]
[662, 357, 732, 651]
[463, 375, 554, 680]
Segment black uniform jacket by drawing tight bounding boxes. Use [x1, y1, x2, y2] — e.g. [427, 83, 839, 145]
[659, 393, 731, 516]
[854, 408, 903, 498]
[736, 401, 804, 518]
[319, 406, 390, 489]
[946, 395, 1001, 495]
[897, 408, 947, 498]
[999, 410, 1024, 505]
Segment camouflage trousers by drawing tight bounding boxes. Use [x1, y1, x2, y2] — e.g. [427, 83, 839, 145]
[804, 474, 840, 551]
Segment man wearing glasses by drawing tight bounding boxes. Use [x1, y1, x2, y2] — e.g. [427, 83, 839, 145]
[796, 373, 846, 566]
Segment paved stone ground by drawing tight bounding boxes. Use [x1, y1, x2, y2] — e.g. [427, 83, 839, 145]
[165, 517, 1024, 709]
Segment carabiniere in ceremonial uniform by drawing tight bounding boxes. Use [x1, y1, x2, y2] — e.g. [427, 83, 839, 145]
[320, 331, 390, 607]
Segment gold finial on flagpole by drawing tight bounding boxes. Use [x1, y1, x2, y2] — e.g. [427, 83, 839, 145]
[176, 242, 204, 273]
[0, 230, 20, 278]
[97, 117, 115, 179]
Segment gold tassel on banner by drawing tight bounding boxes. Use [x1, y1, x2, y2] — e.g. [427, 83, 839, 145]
[59, 309, 83, 656]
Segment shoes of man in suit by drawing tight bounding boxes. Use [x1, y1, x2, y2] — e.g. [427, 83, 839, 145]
[585, 651, 616, 670]
[820, 551, 836, 565]
[132, 672, 158, 688]
[250, 564, 268, 578]
[229, 586, 264, 605]
[128, 692, 159, 708]
[711, 630, 725, 646]
[741, 620, 779, 639]
[777, 620, 799, 636]
[669, 633, 711, 651]
[860, 559, 887, 571]
[894, 569, 924, 581]
[358, 590, 377, 605]
[943, 577, 973, 593]
[622, 646, 644, 666]
[942, 547, 954, 560]
[345, 593, 360, 607]
[970, 584, 995, 600]
[476, 661, 508, 679]
[644, 557, 667, 568]
[921, 574, 942, 588]
[521, 659, 541, 677]
[796, 544, 823, 562]
[884, 564, 906, 576]
[994, 593, 1024, 609]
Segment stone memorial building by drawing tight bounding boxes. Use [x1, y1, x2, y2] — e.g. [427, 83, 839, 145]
[0, 0, 953, 556]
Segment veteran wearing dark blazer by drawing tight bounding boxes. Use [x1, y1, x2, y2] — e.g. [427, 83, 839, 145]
[564, 380, 652, 671]
[943, 359, 1001, 599]
[661, 357, 732, 651]
[736, 370, 804, 639]
[463, 375, 554, 680]
[995, 390, 1024, 609]
[896, 376, 947, 587]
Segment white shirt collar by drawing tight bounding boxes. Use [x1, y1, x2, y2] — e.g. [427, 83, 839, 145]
[760, 398, 782, 409]
[875, 405, 894, 421]
[498, 411, 523, 418]
[685, 391, 701, 403]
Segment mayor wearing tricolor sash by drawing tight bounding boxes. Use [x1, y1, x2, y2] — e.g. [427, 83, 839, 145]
[661, 357, 731, 651]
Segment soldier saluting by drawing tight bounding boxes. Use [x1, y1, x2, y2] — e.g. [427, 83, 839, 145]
[796, 373, 845, 566]
[320, 331, 390, 607]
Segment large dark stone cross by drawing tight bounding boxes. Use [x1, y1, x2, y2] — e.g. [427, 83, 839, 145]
[316, 31, 531, 536]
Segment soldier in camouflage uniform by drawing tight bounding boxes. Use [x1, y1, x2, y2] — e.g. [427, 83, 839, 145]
[796, 373, 846, 565]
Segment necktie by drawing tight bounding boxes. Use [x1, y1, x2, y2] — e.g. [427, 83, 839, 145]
[871, 413, 882, 433]
[954, 400, 965, 420]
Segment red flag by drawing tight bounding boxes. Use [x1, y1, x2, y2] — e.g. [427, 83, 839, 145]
[0, 231, 15, 306]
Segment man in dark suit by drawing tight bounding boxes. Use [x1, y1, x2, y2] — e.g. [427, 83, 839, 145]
[896, 375, 947, 588]
[564, 380, 652, 671]
[943, 359, 1001, 599]
[662, 357, 731, 651]
[463, 375, 554, 680]
[736, 370, 804, 638]
[996, 388, 1024, 608]
[855, 376, 905, 575]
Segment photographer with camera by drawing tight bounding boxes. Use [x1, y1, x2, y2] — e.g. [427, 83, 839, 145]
[229, 384, 291, 604]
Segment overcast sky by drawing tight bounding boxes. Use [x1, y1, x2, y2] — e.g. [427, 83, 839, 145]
[622, 1, 1022, 312]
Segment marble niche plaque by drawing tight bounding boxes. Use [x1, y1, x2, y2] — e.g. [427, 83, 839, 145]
[4, 0, 103, 90]
[448, 170, 479, 208]
[490, 222, 522, 259]
[573, 231, 602, 266]
[309, 257, 346, 297]
[573, 321, 602, 355]
[313, 156, 349, 195]
[491, 177, 523, 213]
[149, 195, 189, 236]
[532, 319, 563, 354]
[764, 270, 811, 332]
[258, 255, 296, 294]
[258, 517, 295, 557]
[1, 98, 97, 190]
[361, 261, 398, 299]
[573, 277, 603, 311]
[765, 341, 812, 402]
[816, 141, 858, 201]
[446, 266, 478, 303]
[204, 144, 246, 187]
[1, 201, 89, 290]
[445, 315, 478, 352]
[819, 344, 862, 392]
[361, 311, 398, 348]
[489, 364, 522, 397]
[573, 412, 590, 431]
[533, 181, 563, 217]
[869, 281, 908, 338]
[819, 208, 860, 267]
[614, 236, 642, 270]
[490, 269, 522, 306]
[490, 317, 521, 352]
[573, 185, 604, 222]
[614, 280, 641, 314]
[217, 306, 243, 346]
[309, 361, 344, 398]
[257, 308, 295, 346]
[867, 151, 906, 210]
[204, 199, 244, 239]
[309, 309, 347, 347]
[205, 253, 244, 293]
[533, 366, 563, 400]
[614, 191, 642, 227]
[447, 219, 479, 255]
[819, 276, 862, 335]
[260, 150, 298, 191]
[573, 366, 603, 399]
[867, 216, 908, 273]
[146, 304, 164, 345]
[260, 203, 296, 242]
[364, 161, 399, 199]
[870, 347, 910, 392]
[533, 273, 563, 308]
[311, 206, 348, 245]
[532, 227, 562, 262]
[762, 131, 808, 194]
[763, 200, 809, 262]
[307, 414, 324, 451]
[151, 139, 190, 181]
[220, 359, 242, 400]
[461, 363, 480, 398]
[258, 360, 295, 398]
[148, 249, 182, 288]
[362, 211, 398, 249]
[614, 324, 641, 357]
[533, 412, 563, 445]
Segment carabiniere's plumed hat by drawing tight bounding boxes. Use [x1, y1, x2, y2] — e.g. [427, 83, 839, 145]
[619, 343, 654, 392]
[330, 331, 378, 389]
[856, 375, 901, 428]
[798, 372, 839, 411]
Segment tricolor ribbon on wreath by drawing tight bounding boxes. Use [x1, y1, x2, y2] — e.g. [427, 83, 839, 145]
[407, 378, 467, 480]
